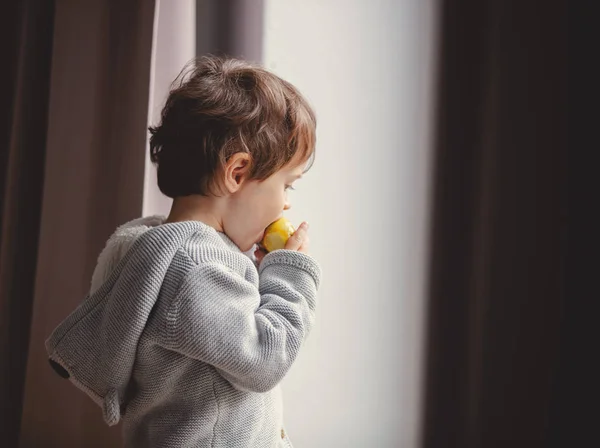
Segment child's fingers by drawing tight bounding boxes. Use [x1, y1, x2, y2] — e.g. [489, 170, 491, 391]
[297, 239, 310, 254]
[285, 222, 309, 251]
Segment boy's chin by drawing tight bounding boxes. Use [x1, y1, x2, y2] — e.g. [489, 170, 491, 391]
[238, 233, 264, 253]
[240, 242, 258, 253]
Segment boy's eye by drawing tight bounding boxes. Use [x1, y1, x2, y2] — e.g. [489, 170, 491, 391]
[285, 185, 295, 191]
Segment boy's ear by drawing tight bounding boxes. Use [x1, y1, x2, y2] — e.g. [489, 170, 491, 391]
[223, 152, 252, 193]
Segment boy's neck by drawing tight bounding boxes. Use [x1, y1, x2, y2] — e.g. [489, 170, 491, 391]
[165, 195, 225, 233]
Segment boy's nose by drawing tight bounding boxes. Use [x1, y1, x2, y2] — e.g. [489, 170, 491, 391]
[283, 201, 291, 211]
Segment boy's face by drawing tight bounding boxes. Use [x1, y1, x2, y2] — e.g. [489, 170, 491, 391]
[224, 156, 305, 252]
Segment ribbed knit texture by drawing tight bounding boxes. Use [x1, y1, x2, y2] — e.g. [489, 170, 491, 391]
[45, 217, 321, 447]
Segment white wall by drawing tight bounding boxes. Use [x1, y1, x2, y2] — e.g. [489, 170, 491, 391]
[143, 0, 196, 217]
[263, 1, 439, 446]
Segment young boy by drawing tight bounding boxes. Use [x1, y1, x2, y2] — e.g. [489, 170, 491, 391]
[46, 55, 321, 448]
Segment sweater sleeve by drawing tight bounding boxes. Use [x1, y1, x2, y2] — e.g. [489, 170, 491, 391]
[165, 250, 321, 393]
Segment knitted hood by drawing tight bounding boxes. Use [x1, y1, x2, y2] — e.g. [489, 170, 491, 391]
[89, 215, 166, 294]
[45, 216, 206, 426]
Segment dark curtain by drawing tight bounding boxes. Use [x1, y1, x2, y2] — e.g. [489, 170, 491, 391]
[1, 0, 156, 447]
[0, 0, 54, 447]
[421, 1, 567, 447]
[0, 1, 55, 446]
[546, 3, 596, 447]
[196, 0, 264, 61]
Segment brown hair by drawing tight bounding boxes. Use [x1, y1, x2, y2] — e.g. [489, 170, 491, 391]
[149, 55, 316, 198]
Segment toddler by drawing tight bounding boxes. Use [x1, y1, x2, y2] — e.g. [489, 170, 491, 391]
[46, 55, 321, 448]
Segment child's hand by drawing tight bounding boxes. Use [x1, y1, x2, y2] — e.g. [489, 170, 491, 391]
[254, 222, 310, 266]
[285, 222, 310, 254]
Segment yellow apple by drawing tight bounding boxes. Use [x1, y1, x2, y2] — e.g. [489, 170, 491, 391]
[261, 217, 295, 252]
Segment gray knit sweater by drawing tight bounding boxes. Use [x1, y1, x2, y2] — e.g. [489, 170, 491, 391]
[45, 216, 321, 447]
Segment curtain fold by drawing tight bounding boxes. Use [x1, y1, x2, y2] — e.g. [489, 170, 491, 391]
[195, 0, 264, 61]
[421, 1, 567, 447]
[0, 1, 157, 446]
[0, 1, 55, 446]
